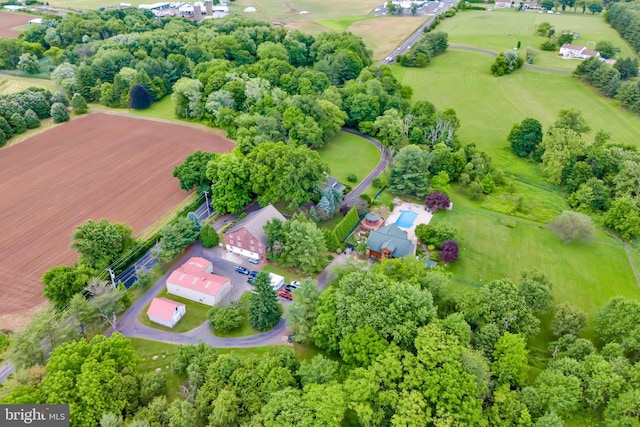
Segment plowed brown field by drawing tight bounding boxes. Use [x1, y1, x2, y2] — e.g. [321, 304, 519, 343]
[0, 12, 34, 38]
[0, 113, 234, 322]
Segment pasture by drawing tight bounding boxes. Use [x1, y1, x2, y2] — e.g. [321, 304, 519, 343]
[438, 9, 637, 71]
[394, 49, 640, 172]
[0, 113, 234, 325]
[45, 0, 149, 9]
[0, 11, 35, 38]
[431, 188, 640, 317]
[0, 75, 57, 95]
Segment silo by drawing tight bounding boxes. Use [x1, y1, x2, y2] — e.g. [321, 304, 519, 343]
[194, 1, 202, 20]
[204, 0, 212, 15]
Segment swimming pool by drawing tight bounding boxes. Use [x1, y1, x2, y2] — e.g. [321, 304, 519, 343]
[396, 210, 418, 228]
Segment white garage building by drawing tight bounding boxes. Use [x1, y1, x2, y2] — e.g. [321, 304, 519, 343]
[166, 257, 231, 306]
[269, 273, 285, 290]
[146, 297, 186, 328]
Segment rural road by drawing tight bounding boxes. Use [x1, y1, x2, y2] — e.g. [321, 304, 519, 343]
[0, 363, 14, 383]
[378, 0, 456, 66]
[341, 128, 390, 208]
[116, 242, 349, 347]
[449, 45, 572, 74]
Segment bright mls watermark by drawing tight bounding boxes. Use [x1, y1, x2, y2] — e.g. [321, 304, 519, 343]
[1, 405, 69, 426]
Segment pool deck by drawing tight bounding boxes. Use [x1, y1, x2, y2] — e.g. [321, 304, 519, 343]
[385, 201, 433, 242]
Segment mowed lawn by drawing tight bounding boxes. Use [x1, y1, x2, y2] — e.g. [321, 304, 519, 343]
[231, 0, 381, 22]
[432, 189, 640, 317]
[438, 10, 637, 71]
[318, 131, 380, 185]
[46, 0, 148, 9]
[394, 50, 640, 172]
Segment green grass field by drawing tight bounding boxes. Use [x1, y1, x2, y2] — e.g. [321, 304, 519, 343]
[440, 9, 637, 71]
[0, 74, 57, 95]
[46, 0, 149, 10]
[318, 131, 380, 186]
[130, 96, 176, 121]
[394, 49, 640, 172]
[129, 337, 185, 400]
[432, 188, 640, 317]
[315, 15, 376, 31]
[138, 289, 210, 333]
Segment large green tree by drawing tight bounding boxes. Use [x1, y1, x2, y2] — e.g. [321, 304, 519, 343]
[206, 152, 253, 214]
[71, 219, 135, 270]
[249, 272, 282, 331]
[41, 265, 96, 309]
[508, 117, 543, 159]
[389, 145, 433, 197]
[281, 219, 327, 274]
[286, 279, 320, 342]
[172, 150, 216, 193]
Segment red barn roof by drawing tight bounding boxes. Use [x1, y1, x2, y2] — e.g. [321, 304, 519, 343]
[146, 297, 185, 321]
[167, 257, 228, 297]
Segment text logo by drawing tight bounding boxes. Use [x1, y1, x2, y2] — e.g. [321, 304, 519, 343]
[1, 405, 69, 426]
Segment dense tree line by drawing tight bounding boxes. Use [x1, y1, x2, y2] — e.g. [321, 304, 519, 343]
[0, 88, 62, 145]
[397, 31, 448, 67]
[572, 55, 640, 114]
[606, 3, 640, 55]
[508, 109, 640, 240]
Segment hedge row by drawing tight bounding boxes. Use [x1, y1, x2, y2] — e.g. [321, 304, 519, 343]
[334, 207, 360, 242]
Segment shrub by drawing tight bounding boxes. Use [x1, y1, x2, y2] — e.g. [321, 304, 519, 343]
[427, 244, 435, 251]
[129, 84, 152, 110]
[425, 190, 451, 212]
[347, 173, 358, 183]
[372, 177, 382, 188]
[220, 222, 235, 233]
[207, 305, 243, 333]
[0, 129, 5, 146]
[439, 240, 459, 262]
[237, 212, 248, 221]
[50, 102, 69, 123]
[24, 109, 40, 129]
[429, 251, 440, 262]
[501, 219, 517, 229]
[199, 223, 219, 248]
[322, 228, 340, 252]
[491, 51, 524, 76]
[51, 92, 69, 107]
[9, 113, 26, 134]
[540, 40, 557, 51]
[71, 93, 88, 114]
[334, 207, 360, 242]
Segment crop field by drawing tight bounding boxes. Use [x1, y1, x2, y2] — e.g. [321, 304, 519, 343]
[0, 12, 34, 38]
[0, 113, 234, 326]
[431, 189, 640, 317]
[438, 9, 636, 71]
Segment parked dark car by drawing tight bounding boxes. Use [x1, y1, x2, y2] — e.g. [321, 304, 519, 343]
[235, 266, 250, 275]
[247, 277, 255, 284]
[250, 270, 258, 277]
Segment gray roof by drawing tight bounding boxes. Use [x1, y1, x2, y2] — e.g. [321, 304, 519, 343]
[225, 204, 286, 243]
[367, 224, 414, 258]
[326, 176, 346, 194]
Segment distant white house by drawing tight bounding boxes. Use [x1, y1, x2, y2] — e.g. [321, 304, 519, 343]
[28, 18, 43, 25]
[147, 297, 186, 328]
[559, 44, 601, 60]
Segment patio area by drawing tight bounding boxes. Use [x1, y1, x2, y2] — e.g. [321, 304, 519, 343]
[385, 200, 433, 242]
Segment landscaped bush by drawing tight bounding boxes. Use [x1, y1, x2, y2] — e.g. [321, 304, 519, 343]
[207, 305, 243, 333]
[540, 40, 557, 51]
[238, 212, 248, 221]
[71, 93, 88, 114]
[491, 51, 524, 76]
[439, 240, 459, 262]
[501, 219, 517, 229]
[372, 177, 382, 188]
[220, 222, 235, 233]
[334, 207, 360, 242]
[23, 109, 40, 129]
[199, 223, 219, 248]
[347, 173, 358, 183]
[50, 102, 69, 123]
[322, 228, 340, 252]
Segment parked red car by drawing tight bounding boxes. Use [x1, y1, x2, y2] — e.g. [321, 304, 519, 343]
[278, 289, 293, 300]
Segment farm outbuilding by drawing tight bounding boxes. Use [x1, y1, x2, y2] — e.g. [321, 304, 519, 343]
[146, 297, 186, 328]
[166, 257, 231, 306]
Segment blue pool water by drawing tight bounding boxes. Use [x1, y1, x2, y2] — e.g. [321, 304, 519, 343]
[396, 210, 418, 228]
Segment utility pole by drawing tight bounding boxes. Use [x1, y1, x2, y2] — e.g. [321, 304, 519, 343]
[203, 190, 210, 217]
[107, 267, 116, 288]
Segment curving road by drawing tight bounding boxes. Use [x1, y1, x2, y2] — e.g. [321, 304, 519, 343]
[341, 128, 390, 208]
[449, 45, 571, 74]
